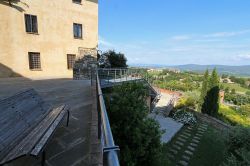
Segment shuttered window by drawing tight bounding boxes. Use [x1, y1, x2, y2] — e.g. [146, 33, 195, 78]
[73, 0, 82, 4]
[67, 54, 76, 69]
[29, 52, 41, 70]
[73, 23, 82, 38]
[25, 14, 38, 33]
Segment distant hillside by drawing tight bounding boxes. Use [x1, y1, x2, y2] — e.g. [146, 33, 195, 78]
[170, 64, 250, 76]
[129, 64, 250, 76]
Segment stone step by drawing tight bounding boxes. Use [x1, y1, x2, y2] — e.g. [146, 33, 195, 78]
[187, 145, 196, 152]
[175, 141, 184, 146]
[184, 150, 193, 156]
[182, 155, 191, 161]
[173, 144, 181, 151]
[178, 160, 189, 166]
[177, 137, 187, 143]
[169, 149, 178, 155]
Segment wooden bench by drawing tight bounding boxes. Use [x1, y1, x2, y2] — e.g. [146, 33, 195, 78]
[0, 89, 70, 166]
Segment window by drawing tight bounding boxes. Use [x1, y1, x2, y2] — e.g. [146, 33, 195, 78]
[29, 52, 41, 70]
[67, 54, 76, 69]
[73, 23, 82, 39]
[73, 0, 82, 4]
[25, 14, 38, 33]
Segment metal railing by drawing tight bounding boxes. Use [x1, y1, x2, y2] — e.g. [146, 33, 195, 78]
[96, 70, 120, 166]
[98, 68, 146, 86]
[94, 68, 162, 166]
[97, 68, 161, 108]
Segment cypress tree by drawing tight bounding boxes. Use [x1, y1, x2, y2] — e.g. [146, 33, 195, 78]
[200, 69, 209, 113]
[203, 68, 220, 116]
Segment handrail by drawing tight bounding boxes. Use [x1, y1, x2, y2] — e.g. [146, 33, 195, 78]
[96, 69, 120, 166]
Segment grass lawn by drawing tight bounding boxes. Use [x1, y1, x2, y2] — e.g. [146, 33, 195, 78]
[163, 121, 227, 166]
[189, 125, 227, 166]
[218, 104, 250, 127]
[221, 83, 249, 94]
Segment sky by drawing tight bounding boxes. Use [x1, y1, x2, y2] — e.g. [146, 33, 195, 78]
[99, 0, 250, 66]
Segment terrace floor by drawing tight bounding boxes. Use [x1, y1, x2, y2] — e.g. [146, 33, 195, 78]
[0, 78, 93, 166]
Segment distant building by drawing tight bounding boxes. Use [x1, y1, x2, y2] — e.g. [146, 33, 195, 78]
[219, 90, 225, 103]
[0, 0, 98, 78]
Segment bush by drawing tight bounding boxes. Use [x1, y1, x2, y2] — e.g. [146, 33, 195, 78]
[102, 50, 128, 68]
[172, 109, 197, 125]
[223, 126, 250, 165]
[106, 82, 163, 166]
[246, 91, 250, 95]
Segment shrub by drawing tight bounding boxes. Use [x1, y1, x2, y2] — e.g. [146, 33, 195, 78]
[102, 50, 127, 68]
[172, 109, 197, 125]
[106, 82, 163, 166]
[223, 126, 250, 165]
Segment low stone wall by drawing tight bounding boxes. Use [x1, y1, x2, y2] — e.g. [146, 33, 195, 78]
[191, 110, 232, 131]
[90, 82, 103, 166]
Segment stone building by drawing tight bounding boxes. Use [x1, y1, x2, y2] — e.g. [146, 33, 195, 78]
[0, 0, 98, 78]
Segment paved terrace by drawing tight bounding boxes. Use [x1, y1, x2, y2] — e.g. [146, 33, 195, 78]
[0, 78, 93, 166]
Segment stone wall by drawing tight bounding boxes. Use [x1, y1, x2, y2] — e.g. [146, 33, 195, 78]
[190, 110, 232, 131]
[73, 54, 98, 80]
[90, 81, 103, 166]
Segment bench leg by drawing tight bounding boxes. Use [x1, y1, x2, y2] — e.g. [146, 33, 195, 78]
[66, 110, 70, 127]
[41, 151, 46, 166]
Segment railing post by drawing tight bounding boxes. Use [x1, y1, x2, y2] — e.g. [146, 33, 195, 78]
[114, 69, 116, 82]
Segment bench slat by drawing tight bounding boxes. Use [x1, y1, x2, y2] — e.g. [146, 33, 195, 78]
[0, 89, 49, 161]
[0, 105, 65, 164]
[0, 89, 69, 165]
[31, 107, 68, 156]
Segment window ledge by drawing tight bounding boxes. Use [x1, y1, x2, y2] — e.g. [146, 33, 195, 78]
[73, 1, 82, 5]
[74, 37, 83, 40]
[30, 69, 42, 71]
[26, 32, 39, 35]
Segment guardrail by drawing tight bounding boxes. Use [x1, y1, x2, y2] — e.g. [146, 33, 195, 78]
[94, 68, 162, 166]
[96, 70, 120, 166]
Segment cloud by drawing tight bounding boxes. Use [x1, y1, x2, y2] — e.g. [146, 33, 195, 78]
[171, 35, 191, 41]
[204, 29, 250, 38]
[236, 54, 250, 60]
[98, 36, 115, 47]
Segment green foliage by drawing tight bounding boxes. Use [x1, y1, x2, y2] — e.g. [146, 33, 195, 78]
[224, 93, 250, 105]
[231, 88, 236, 94]
[229, 76, 246, 86]
[102, 50, 128, 68]
[200, 69, 209, 108]
[221, 74, 228, 79]
[106, 82, 163, 166]
[149, 70, 201, 92]
[246, 91, 250, 95]
[218, 105, 250, 127]
[201, 68, 220, 116]
[223, 126, 250, 166]
[225, 87, 230, 93]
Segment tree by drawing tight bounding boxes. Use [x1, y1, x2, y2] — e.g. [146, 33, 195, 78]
[231, 89, 236, 94]
[200, 69, 209, 112]
[102, 50, 128, 68]
[105, 82, 163, 166]
[221, 74, 228, 79]
[202, 68, 220, 116]
[225, 87, 230, 93]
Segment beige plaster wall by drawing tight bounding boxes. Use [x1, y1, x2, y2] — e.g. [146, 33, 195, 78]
[0, 0, 98, 78]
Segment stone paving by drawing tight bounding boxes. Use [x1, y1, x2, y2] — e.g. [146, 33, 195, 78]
[149, 114, 183, 143]
[165, 123, 208, 166]
[0, 78, 93, 166]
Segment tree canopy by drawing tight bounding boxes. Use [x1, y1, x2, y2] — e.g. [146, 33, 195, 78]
[201, 68, 220, 116]
[101, 50, 128, 68]
[105, 82, 163, 166]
